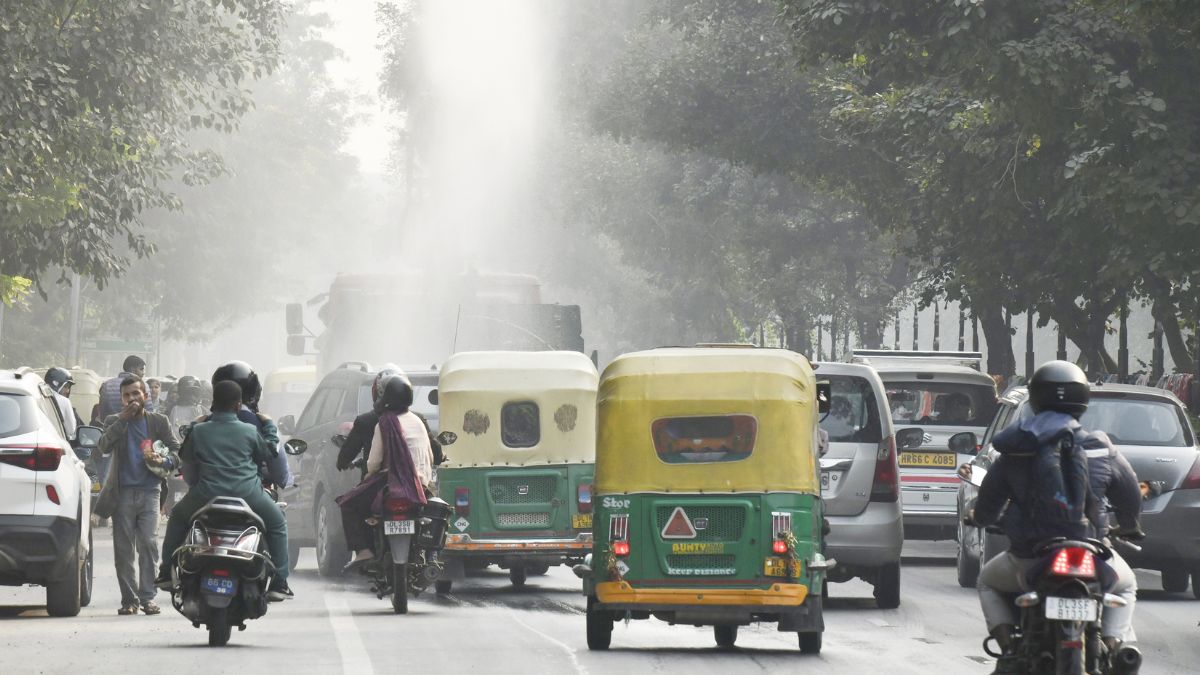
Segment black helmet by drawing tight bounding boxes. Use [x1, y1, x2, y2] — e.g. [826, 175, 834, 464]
[376, 373, 414, 413]
[372, 365, 403, 404]
[44, 367, 74, 394]
[176, 375, 202, 405]
[211, 361, 261, 408]
[1028, 360, 1090, 418]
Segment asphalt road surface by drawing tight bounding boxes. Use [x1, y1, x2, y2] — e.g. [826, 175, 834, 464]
[2, 537, 1197, 674]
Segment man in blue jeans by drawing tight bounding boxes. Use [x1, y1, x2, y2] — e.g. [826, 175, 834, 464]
[94, 376, 180, 616]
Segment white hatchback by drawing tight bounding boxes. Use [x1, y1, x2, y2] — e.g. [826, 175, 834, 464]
[0, 368, 99, 616]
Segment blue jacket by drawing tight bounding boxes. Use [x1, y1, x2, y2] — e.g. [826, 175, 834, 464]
[1079, 431, 1142, 537]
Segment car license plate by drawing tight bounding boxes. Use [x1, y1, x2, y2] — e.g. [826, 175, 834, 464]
[763, 557, 802, 577]
[384, 520, 415, 535]
[1044, 596, 1098, 621]
[202, 575, 236, 596]
[820, 471, 841, 493]
[572, 514, 592, 529]
[898, 451, 957, 468]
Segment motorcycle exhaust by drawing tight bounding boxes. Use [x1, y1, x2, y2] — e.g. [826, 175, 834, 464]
[1113, 645, 1142, 675]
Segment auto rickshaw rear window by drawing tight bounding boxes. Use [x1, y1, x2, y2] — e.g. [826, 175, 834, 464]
[501, 401, 540, 448]
[651, 415, 757, 464]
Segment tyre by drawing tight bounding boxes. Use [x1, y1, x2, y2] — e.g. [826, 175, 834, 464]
[956, 530, 980, 589]
[391, 563, 409, 614]
[798, 631, 822, 654]
[586, 596, 612, 650]
[208, 608, 232, 647]
[435, 580, 453, 595]
[46, 538, 82, 617]
[1192, 570, 1200, 600]
[287, 541, 301, 572]
[80, 529, 94, 608]
[316, 498, 350, 577]
[1054, 622, 1084, 675]
[873, 562, 901, 609]
[509, 565, 527, 588]
[527, 563, 550, 576]
[714, 625, 738, 648]
[1162, 567, 1189, 593]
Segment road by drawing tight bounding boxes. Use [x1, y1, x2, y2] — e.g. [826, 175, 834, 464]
[1, 537, 1197, 674]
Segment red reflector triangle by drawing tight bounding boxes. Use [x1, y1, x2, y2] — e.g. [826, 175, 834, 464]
[660, 506, 697, 539]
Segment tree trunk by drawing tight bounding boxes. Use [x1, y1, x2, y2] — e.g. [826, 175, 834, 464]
[978, 303, 1016, 377]
[1151, 295, 1191, 372]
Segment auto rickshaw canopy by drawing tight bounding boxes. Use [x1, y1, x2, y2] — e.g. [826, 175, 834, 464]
[438, 351, 598, 467]
[596, 347, 819, 495]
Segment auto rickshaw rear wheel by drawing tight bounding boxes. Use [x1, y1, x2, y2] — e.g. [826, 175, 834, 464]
[435, 580, 453, 595]
[586, 596, 612, 650]
[714, 625, 738, 648]
[509, 566, 527, 587]
[798, 631, 822, 654]
[526, 563, 550, 576]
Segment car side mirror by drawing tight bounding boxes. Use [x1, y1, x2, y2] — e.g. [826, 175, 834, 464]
[331, 434, 347, 448]
[74, 425, 102, 449]
[816, 381, 832, 415]
[428, 389, 439, 406]
[436, 430, 457, 446]
[278, 414, 296, 435]
[948, 431, 979, 455]
[896, 427, 925, 450]
[285, 302, 304, 335]
[284, 438, 308, 456]
[286, 335, 308, 357]
[959, 464, 987, 488]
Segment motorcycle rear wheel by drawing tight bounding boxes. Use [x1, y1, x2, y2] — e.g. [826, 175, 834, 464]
[1054, 622, 1084, 675]
[391, 563, 408, 614]
[208, 608, 232, 647]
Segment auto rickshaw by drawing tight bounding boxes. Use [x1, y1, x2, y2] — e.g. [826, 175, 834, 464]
[578, 347, 832, 653]
[434, 350, 599, 592]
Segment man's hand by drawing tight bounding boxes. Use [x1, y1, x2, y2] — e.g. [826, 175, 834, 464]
[119, 400, 142, 421]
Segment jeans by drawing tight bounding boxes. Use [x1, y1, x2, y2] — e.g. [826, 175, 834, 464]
[161, 487, 290, 581]
[979, 550, 1137, 640]
[113, 487, 160, 607]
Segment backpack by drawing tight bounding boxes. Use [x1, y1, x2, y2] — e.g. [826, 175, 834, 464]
[1024, 428, 1091, 542]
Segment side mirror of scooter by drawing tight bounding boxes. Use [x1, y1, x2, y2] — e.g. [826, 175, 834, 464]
[896, 427, 925, 450]
[948, 431, 979, 455]
[436, 430, 458, 446]
[284, 438, 308, 456]
[330, 434, 346, 448]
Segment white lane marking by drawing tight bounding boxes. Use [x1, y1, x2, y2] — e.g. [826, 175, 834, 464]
[324, 591, 375, 675]
[508, 609, 588, 675]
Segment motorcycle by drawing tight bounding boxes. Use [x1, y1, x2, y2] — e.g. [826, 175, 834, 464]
[164, 438, 303, 647]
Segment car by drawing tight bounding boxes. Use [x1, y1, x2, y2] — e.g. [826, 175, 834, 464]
[0, 368, 100, 616]
[277, 363, 439, 576]
[814, 362, 905, 608]
[851, 350, 999, 540]
[957, 384, 1200, 595]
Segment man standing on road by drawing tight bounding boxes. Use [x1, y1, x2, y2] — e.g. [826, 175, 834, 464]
[94, 376, 180, 616]
[94, 356, 147, 487]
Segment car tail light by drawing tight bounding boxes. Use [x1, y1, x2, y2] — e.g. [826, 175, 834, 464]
[870, 436, 900, 503]
[1049, 547, 1096, 578]
[0, 445, 65, 472]
[609, 513, 629, 541]
[454, 487, 470, 516]
[612, 540, 631, 557]
[45, 485, 60, 504]
[577, 483, 593, 514]
[1180, 455, 1200, 490]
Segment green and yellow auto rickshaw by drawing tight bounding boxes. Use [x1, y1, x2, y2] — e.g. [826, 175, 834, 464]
[579, 347, 832, 652]
[434, 351, 599, 592]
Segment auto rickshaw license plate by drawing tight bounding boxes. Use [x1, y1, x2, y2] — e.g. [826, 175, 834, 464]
[384, 520, 415, 535]
[764, 557, 802, 577]
[898, 451, 957, 468]
[572, 514, 592, 529]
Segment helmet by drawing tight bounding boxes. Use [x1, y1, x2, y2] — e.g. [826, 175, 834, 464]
[376, 373, 414, 413]
[176, 375, 202, 405]
[211, 361, 261, 408]
[372, 366, 404, 404]
[44, 367, 74, 394]
[1028, 360, 1090, 418]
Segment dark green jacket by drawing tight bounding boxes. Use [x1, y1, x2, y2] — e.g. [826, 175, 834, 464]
[180, 411, 275, 499]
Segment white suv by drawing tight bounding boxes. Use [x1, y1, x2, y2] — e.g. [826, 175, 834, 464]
[0, 368, 98, 616]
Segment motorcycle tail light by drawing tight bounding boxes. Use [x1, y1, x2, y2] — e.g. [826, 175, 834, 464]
[1050, 547, 1096, 578]
[577, 483, 593, 514]
[455, 487, 470, 516]
[386, 498, 413, 517]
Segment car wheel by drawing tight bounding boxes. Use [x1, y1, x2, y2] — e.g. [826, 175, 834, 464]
[873, 562, 901, 609]
[586, 596, 613, 650]
[79, 528, 94, 608]
[1191, 570, 1200, 600]
[316, 497, 350, 577]
[1162, 567, 1190, 593]
[46, 539, 82, 617]
[956, 523, 980, 589]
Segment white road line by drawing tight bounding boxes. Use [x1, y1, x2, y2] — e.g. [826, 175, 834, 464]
[508, 609, 588, 675]
[324, 591, 375, 675]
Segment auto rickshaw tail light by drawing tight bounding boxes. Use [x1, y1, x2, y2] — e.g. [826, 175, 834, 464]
[870, 436, 900, 503]
[772, 539, 789, 555]
[578, 483, 593, 514]
[455, 487, 470, 516]
[612, 540, 631, 557]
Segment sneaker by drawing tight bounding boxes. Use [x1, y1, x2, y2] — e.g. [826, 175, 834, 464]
[140, 601, 161, 615]
[267, 581, 295, 602]
[117, 604, 138, 616]
[154, 572, 173, 591]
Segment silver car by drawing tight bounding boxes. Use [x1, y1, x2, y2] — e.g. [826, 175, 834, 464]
[814, 362, 905, 609]
[957, 385, 1200, 595]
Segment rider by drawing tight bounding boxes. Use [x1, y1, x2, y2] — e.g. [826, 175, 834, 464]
[157, 380, 293, 600]
[165, 375, 207, 430]
[338, 373, 435, 572]
[336, 366, 443, 473]
[972, 361, 1143, 671]
[44, 367, 79, 441]
[210, 361, 292, 489]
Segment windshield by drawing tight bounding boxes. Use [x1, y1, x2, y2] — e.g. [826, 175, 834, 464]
[1081, 397, 1193, 447]
[887, 382, 998, 427]
[652, 415, 757, 464]
[820, 375, 883, 443]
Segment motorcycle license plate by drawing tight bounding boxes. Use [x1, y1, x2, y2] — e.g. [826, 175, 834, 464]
[1044, 597, 1098, 622]
[384, 520, 415, 535]
[202, 575, 236, 596]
